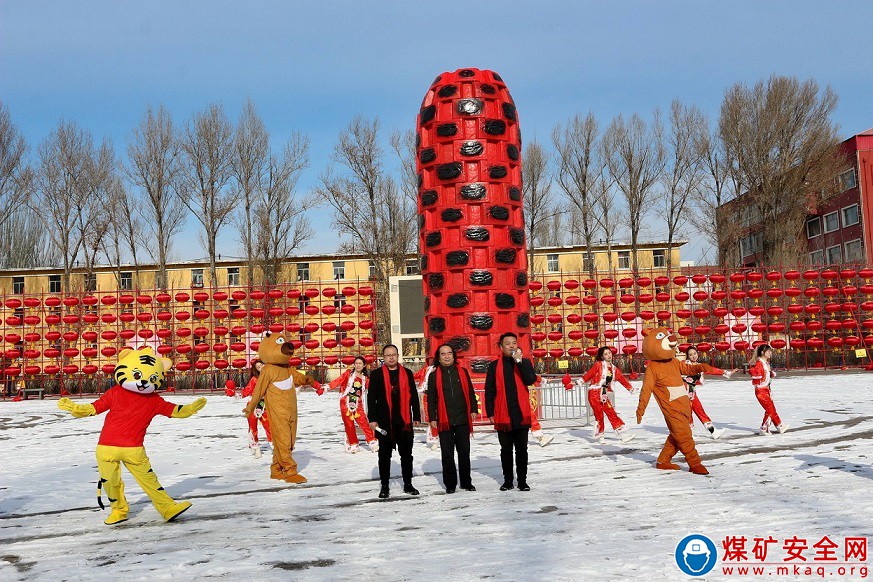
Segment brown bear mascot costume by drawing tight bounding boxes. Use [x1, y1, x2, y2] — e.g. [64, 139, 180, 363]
[242, 332, 320, 483]
[636, 327, 713, 475]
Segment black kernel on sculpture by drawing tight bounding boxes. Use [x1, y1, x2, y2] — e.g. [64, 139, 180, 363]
[437, 162, 463, 180]
[516, 271, 528, 287]
[438, 85, 457, 97]
[421, 190, 437, 206]
[457, 99, 484, 115]
[433, 75, 442, 84]
[480, 84, 496, 94]
[493, 72, 503, 81]
[429, 317, 446, 333]
[446, 293, 470, 308]
[484, 120, 506, 135]
[441, 208, 462, 222]
[423, 296, 430, 314]
[425, 231, 442, 247]
[417, 173, 423, 188]
[459, 69, 475, 77]
[416, 133, 421, 148]
[489, 166, 508, 179]
[459, 141, 484, 156]
[428, 273, 444, 290]
[469, 314, 493, 330]
[508, 186, 521, 201]
[495, 293, 516, 309]
[507, 144, 519, 161]
[420, 255, 428, 271]
[420, 105, 436, 125]
[419, 148, 436, 164]
[445, 251, 469, 266]
[489, 205, 510, 220]
[447, 336, 471, 352]
[437, 123, 458, 137]
[465, 226, 490, 241]
[469, 270, 494, 286]
[509, 227, 525, 245]
[470, 359, 490, 374]
[502, 102, 516, 121]
[460, 183, 486, 200]
[496, 248, 517, 264]
[418, 215, 425, 230]
[517, 313, 530, 328]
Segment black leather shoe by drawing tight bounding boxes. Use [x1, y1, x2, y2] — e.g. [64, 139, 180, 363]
[499, 482, 514, 491]
[460, 484, 476, 491]
[378, 486, 389, 499]
[446, 488, 456, 494]
[403, 484, 419, 495]
[518, 482, 531, 491]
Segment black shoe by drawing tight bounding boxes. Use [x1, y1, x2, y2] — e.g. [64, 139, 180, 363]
[446, 487, 456, 494]
[460, 484, 476, 492]
[403, 484, 419, 496]
[499, 482, 514, 491]
[518, 482, 530, 491]
[378, 486, 389, 499]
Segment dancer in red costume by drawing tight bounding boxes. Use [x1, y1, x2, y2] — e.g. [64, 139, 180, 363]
[579, 346, 636, 444]
[749, 343, 789, 435]
[328, 355, 378, 453]
[682, 345, 735, 440]
[242, 360, 273, 458]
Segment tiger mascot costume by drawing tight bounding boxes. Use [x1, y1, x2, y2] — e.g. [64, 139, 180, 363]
[58, 347, 206, 525]
[242, 332, 320, 483]
[636, 328, 712, 475]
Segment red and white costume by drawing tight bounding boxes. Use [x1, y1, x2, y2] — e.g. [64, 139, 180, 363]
[681, 363, 724, 426]
[242, 376, 272, 446]
[750, 360, 782, 433]
[414, 365, 440, 448]
[328, 369, 377, 451]
[581, 361, 634, 437]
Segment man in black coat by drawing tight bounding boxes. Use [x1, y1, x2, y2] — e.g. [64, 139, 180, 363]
[426, 343, 478, 494]
[484, 332, 538, 491]
[367, 344, 420, 499]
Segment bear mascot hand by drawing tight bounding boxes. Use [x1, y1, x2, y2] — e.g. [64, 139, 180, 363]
[58, 397, 96, 418]
[171, 397, 207, 418]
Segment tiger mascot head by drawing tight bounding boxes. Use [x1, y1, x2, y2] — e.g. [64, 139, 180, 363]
[642, 327, 679, 362]
[114, 347, 173, 394]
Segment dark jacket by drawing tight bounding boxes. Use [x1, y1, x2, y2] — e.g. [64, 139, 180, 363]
[426, 364, 479, 428]
[367, 365, 420, 435]
[484, 356, 537, 429]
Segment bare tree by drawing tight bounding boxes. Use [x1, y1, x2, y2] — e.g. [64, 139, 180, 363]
[591, 173, 619, 274]
[0, 101, 29, 233]
[552, 112, 603, 277]
[317, 116, 417, 340]
[178, 103, 238, 286]
[254, 133, 313, 284]
[0, 207, 48, 269]
[603, 111, 665, 276]
[232, 98, 269, 287]
[80, 140, 117, 290]
[522, 140, 553, 271]
[719, 75, 842, 265]
[661, 100, 707, 272]
[100, 177, 145, 287]
[126, 105, 185, 289]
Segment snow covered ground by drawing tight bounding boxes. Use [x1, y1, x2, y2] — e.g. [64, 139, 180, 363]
[1, 371, 871, 581]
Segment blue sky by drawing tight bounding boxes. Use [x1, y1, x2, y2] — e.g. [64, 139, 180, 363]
[2, 1, 872, 265]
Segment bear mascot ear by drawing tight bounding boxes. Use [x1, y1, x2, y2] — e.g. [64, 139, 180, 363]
[642, 329, 651, 337]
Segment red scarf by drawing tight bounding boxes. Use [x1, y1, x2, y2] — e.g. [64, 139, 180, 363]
[493, 358, 531, 431]
[435, 365, 474, 433]
[382, 365, 412, 432]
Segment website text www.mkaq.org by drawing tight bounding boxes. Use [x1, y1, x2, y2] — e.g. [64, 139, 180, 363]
[721, 564, 869, 579]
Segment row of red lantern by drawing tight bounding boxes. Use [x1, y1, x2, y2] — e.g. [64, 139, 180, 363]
[528, 288, 873, 308]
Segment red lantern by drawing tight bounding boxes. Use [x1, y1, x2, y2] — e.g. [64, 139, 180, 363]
[548, 349, 565, 358]
[622, 345, 637, 355]
[581, 279, 597, 290]
[564, 279, 580, 290]
[532, 348, 548, 358]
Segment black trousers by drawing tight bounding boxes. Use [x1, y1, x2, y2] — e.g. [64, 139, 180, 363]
[497, 427, 529, 485]
[438, 424, 472, 490]
[376, 428, 414, 487]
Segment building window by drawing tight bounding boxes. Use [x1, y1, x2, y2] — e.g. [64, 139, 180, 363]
[652, 249, 666, 268]
[617, 251, 630, 270]
[825, 244, 842, 264]
[806, 217, 822, 239]
[582, 252, 594, 272]
[842, 204, 860, 227]
[823, 211, 839, 234]
[49, 275, 61, 293]
[227, 267, 240, 286]
[839, 168, 857, 191]
[12, 276, 24, 294]
[546, 254, 559, 273]
[119, 272, 132, 290]
[333, 261, 345, 280]
[191, 269, 204, 288]
[844, 239, 863, 263]
[809, 250, 824, 265]
[369, 261, 376, 279]
[84, 274, 96, 292]
[405, 258, 420, 276]
[297, 263, 309, 282]
[739, 232, 762, 259]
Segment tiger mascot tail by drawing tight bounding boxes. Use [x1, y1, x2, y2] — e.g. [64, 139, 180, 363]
[58, 346, 206, 525]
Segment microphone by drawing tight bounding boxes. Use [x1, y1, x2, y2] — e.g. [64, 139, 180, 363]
[374, 427, 387, 435]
